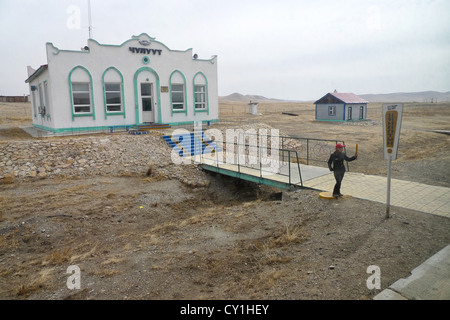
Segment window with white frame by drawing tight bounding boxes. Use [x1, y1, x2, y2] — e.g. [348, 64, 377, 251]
[328, 106, 336, 116]
[194, 85, 206, 110]
[104, 83, 122, 112]
[72, 83, 91, 113]
[171, 84, 185, 110]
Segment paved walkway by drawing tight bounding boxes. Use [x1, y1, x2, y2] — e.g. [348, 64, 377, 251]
[373, 244, 450, 300]
[302, 169, 450, 218]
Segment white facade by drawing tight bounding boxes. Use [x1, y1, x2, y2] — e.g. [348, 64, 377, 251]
[25, 33, 218, 133]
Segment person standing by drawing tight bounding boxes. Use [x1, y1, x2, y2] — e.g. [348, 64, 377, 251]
[328, 143, 357, 197]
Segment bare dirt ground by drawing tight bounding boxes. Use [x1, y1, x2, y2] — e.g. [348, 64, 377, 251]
[1, 101, 450, 301]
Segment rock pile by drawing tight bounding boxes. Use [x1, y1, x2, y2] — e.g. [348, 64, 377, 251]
[0, 123, 280, 186]
[0, 131, 207, 186]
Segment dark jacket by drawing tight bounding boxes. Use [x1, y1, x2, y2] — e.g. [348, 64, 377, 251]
[328, 151, 356, 172]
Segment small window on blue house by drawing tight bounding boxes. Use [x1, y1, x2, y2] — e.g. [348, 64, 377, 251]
[328, 106, 336, 116]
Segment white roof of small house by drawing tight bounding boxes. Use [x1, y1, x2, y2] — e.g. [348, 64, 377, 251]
[314, 92, 368, 104]
[331, 92, 368, 103]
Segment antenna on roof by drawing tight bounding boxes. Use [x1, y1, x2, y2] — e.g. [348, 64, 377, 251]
[88, 0, 93, 39]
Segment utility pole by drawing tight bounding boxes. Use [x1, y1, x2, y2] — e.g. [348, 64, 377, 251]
[88, 0, 93, 39]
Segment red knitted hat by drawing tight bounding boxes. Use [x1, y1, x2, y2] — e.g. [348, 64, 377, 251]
[335, 143, 345, 148]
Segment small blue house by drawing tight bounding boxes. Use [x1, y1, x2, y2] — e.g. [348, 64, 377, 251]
[315, 91, 368, 121]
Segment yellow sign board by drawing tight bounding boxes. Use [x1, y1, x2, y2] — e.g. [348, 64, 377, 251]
[382, 104, 403, 160]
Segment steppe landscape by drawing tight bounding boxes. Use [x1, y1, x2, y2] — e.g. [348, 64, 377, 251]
[1, 98, 449, 300]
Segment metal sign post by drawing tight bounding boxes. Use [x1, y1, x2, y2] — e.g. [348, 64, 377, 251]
[382, 104, 403, 218]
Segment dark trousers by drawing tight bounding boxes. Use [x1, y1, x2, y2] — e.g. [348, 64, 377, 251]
[333, 170, 345, 195]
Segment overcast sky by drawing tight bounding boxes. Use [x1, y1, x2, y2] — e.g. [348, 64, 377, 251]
[1, 0, 449, 100]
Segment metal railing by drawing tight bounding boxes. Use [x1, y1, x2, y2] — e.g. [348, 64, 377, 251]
[193, 135, 303, 187]
[186, 131, 349, 187]
[280, 136, 349, 171]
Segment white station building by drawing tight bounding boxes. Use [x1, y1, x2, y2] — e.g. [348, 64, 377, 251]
[25, 33, 218, 133]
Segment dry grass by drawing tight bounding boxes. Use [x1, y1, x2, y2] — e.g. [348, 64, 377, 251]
[1, 173, 15, 185]
[101, 256, 126, 266]
[43, 247, 72, 265]
[16, 267, 55, 297]
[69, 244, 98, 264]
[0, 103, 33, 141]
[91, 267, 122, 277]
[0, 184, 91, 221]
[219, 101, 314, 117]
[0, 102, 31, 124]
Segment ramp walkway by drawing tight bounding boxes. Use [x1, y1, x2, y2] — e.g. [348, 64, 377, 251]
[200, 157, 329, 190]
[163, 131, 345, 190]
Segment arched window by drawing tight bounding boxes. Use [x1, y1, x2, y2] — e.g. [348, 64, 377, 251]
[193, 72, 209, 115]
[169, 70, 187, 116]
[102, 67, 125, 119]
[68, 66, 95, 120]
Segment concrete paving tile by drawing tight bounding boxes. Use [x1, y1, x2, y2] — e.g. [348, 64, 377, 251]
[425, 202, 447, 212]
[389, 245, 450, 300]
[373, 289, 408, 300]
[434, 207, 450, 217]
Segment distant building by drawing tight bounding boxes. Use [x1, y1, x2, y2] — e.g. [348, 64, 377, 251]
[25, 33, 218, 133]
[0, 96, 28, 102]
[314, 91, 368, 121]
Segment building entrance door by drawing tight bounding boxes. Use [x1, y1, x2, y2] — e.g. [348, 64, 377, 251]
[141, 83, 154, 123]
